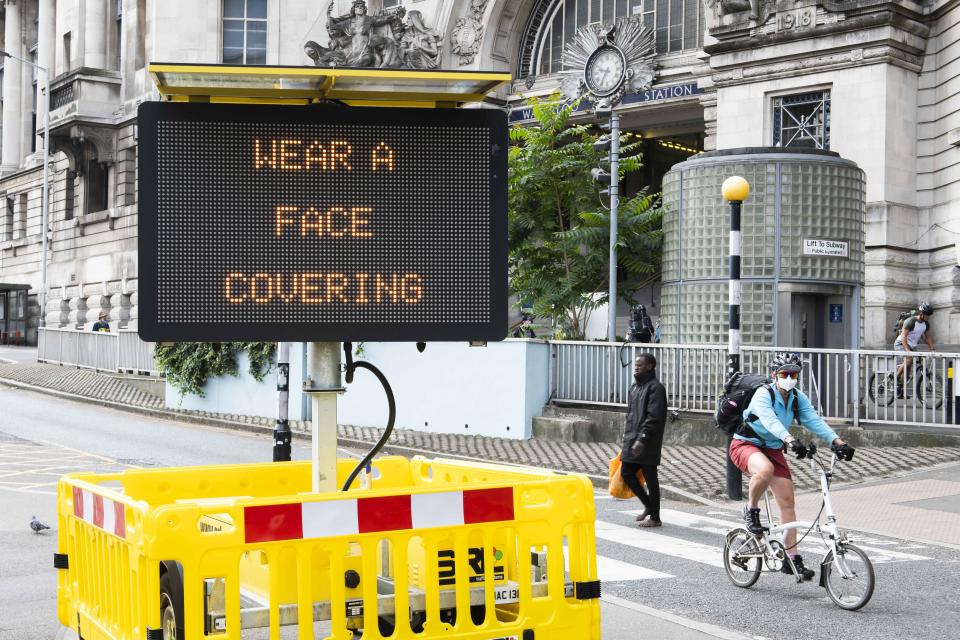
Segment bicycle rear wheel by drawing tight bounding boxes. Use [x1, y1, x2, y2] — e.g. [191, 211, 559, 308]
[823, 543, 875, 610]
[868, 372, 897, 407]
[723, 528, 762, 588]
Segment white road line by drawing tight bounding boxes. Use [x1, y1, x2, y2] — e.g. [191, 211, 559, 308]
[597, 554, 673, 581]
[618, 508, 933, 564]
[563, 545, 673, 582]
[595, 519, 724, 568]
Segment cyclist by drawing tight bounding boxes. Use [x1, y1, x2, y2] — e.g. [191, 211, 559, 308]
[894, 302, 935, 395]
[729, 352, 856, 581]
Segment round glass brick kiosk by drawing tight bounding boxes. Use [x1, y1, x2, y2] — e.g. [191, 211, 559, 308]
[660, 148, 865, 352]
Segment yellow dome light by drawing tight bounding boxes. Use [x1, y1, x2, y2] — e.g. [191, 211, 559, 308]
[721, 175, 750, 201]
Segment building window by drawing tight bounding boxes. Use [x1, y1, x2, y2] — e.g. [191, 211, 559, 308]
[114, 0, 123, 70]
[30, 49, 37, 153]
[2, 197, 13, 242]
[64, 170, 76, 221]
[383, 0, 404, 7]
[17, 193, 27, 239]
[223, 0, 267, 65]
[522, 0, 703, 77]
[136, 0, 146, 69]
[85, 159, 109, 215]
[63, 32, 72, 71]
[772, 90, 831, 150]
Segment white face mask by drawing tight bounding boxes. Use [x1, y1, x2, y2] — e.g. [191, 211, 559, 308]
[776, 376, 798, 392]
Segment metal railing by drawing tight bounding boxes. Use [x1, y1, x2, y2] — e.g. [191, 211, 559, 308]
[549, 341, 727, 412]
[550, 341, 960, 430]
[37, 327, 159, 376]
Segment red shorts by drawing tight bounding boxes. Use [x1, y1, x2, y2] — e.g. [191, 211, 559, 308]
[729, 439, 792, 480]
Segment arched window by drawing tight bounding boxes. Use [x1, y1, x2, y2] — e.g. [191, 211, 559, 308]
[520, 0, 704, 78]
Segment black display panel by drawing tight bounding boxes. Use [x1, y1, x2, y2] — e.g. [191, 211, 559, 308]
[137, 102, 507, 342]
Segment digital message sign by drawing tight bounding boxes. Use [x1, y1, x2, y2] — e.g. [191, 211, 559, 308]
[137, 102, 507, 342]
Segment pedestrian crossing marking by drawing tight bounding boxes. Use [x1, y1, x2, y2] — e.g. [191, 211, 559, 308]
[564, 545, 673, 582]
[595, 519, 725, 568]
[617, 508, 932, 564]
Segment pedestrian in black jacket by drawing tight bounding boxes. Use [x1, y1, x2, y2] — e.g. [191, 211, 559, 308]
[621, 353, 668, 527]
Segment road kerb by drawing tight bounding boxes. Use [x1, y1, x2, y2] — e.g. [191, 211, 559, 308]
[600, 594, 754, 640]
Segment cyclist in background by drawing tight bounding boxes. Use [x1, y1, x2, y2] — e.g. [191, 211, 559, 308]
[894, 303, 935, 396]
[729, 353, 855, 581]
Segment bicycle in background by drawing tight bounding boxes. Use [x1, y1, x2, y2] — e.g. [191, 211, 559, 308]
[869, 354, 944, 409]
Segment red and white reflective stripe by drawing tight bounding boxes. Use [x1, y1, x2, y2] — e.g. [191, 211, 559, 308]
[72, 486, 126, 539]
[244, 487, 514, 544]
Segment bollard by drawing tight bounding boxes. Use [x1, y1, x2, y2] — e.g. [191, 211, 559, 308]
[954, 360, 960, 425]
[722, 176, 749, 502]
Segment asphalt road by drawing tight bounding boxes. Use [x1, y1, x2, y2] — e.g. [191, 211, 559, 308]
[2, 383, 959, 640]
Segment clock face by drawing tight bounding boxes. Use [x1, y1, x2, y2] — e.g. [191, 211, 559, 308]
[584, 46, 626, 97]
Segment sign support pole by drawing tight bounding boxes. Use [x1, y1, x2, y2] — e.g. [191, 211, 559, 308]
[305, 342, 343, 493]
[273, 342, 291, 462]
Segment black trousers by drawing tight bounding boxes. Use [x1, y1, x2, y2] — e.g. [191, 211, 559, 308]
[620, 461, 660, 520]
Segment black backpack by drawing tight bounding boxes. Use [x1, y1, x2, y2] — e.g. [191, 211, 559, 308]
[715, 372, 800, 437]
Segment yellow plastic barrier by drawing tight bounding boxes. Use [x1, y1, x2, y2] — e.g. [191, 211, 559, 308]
[56, 456, 600, 640]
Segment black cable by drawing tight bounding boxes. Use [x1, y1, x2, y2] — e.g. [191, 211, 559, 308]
[784, 454, 827, 551]
[340, 342, 396, 492]
[785, 501, 824, 552]
[618, 341, 631, 367]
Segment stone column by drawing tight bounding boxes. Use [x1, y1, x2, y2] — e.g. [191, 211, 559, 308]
[35, 0, 55, 154]
[1, 0, 23, 173]
[67, 296, 87, 329]
[46, 297, 69, 328]
[700, 91, 718, 152]
[109, 292, 131, 328]
[84, 0, 108, 69]
[126, 291, 138, 331]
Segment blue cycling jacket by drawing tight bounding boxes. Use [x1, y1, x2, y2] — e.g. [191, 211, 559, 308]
[734, 385, 839, 449]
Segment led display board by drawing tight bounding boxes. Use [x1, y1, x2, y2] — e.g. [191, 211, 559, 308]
[137, 102, 507, 342]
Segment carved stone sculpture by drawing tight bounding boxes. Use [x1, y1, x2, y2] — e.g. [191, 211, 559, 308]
[703, 0, 764, 19]
[451, 0, 489, 66]
[304, 0, 440, 70]
[401, 10, 442, 69]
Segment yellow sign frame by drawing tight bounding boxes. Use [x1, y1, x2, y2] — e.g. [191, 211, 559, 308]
[148, 63, 511, 108]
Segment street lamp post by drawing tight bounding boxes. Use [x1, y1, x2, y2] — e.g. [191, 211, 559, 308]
[1, 50, 50, 330]
[722, 175, 750, 501]
[607, 110, 620, 342]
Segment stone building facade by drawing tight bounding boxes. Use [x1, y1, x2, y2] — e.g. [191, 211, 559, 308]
[0, 0, 957, 348]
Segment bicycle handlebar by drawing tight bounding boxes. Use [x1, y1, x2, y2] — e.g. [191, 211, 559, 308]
[805, 444, 844, 475]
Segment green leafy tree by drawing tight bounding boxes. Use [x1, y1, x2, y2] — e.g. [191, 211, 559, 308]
[508, 97, 662, 339]
[154, 342, 276, 398]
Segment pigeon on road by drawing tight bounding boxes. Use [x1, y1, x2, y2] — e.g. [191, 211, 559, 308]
[30, 516, 51, 533]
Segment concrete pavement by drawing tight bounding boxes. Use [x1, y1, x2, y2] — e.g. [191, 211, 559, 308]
[2, 352, 960, 504]
[5, 402, 958, 640]
[0, 397, 751, 640]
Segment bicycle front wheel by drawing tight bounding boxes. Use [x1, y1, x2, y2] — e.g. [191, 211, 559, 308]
[723, 528, 762, 588]
[823, 543, 875, 610]
[917, 371, 944, 409]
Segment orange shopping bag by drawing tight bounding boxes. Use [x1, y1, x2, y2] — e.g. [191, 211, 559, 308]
[608, 452, 644, 499]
